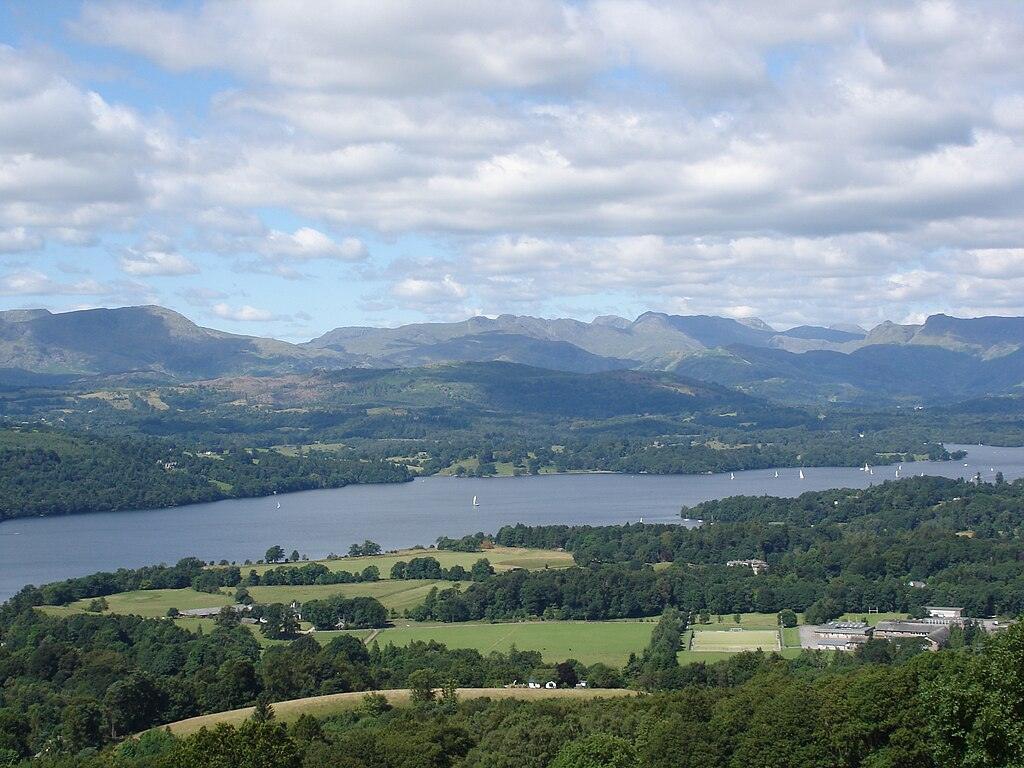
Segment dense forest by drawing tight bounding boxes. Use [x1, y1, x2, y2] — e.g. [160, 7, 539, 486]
[0, 428, 410, 520]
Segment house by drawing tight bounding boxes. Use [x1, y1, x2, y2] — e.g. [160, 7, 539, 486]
[812, 621, 873, 650]
[726, 559, 769, 575]
[177, 604, 250, 618]
[873, 620, 951, 651]
[544, 681, 557, 689]
[575, 681, 588, 689]
[924, 606, 964, 621]
[527, 680, 541, 689]
[907, 580, 926, 589]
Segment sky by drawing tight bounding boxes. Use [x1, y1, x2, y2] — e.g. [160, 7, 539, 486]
[1, 1, 1023, 341]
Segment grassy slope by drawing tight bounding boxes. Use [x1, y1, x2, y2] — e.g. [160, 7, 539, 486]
[237, 547, 575, 577]
[161, 688, 640, 736]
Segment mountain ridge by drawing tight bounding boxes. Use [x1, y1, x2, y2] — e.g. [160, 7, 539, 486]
[2, 304, 1023, 404]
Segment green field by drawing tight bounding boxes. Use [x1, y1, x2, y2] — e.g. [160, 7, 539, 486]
[237, 546, 574, 577]
[40, 588, 228, 619]
[320, 620, 658, 667]
[247, 580, 464, 613]
[839, 611, 909, 626]
[691, 612, 795, 631]
[688, 629, 780, 653]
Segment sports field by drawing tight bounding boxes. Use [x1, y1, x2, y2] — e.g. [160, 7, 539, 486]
[320, 619, 657, 667]
[237, 546, 574, 577]
[40, 588, 229, 619]
[688, 629, 780, 653]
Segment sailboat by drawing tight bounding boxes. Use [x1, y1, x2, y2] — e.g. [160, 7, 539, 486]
[730, 472, 735, 480]
[472, 495, 479, 507]
[274, 490, 280, 509]
[799, 469, 805, 480]
[774, 470, 779, 478]
[895, 468, 900, 478]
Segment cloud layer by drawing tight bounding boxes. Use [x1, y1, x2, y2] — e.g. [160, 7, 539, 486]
[2, 1, 1024, 332]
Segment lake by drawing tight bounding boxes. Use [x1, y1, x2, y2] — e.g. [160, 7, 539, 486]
[2, 443, 1023, 601]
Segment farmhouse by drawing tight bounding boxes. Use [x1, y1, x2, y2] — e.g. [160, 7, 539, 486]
[726, 558, 769, 574]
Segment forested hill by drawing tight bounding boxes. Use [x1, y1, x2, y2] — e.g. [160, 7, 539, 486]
[0, 428, 410, 521]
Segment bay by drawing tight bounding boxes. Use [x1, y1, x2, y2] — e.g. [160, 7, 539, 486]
[2, 443, 1023, 601]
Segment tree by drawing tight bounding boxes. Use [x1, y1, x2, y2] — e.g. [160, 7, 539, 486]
[260, 603, 299, 639]
[265, 546, 285, 564]
[251, 693, 275, 723]
[289, 550, 300, 563]
[87, 597, 108, 613]
[61, 699, 106, 752]
[470, 558, 494, 581]
[216, 605, 241, 628]
[555, 661, 579, 688]
[235, 586, 253, 605]
[550, 733, 636, 768]
[408, 668, 435, 706]
[778, 609, 798, 628]
[361, 565, 380, 582]
[925, 622, 1024, 767]
[167, 606, 180, 617]
[360, 692, 392, 717]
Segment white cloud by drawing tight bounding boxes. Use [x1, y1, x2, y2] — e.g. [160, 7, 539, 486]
[119, 236, 198, 276]
[0, 227, 43, 254]
[0, 1, 1015, 327]
[211, 302, 277, 322]
[259, 227, 367, 262]
[391, 274, 468, 303]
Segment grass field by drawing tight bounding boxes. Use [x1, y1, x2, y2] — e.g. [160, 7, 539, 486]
[318, 619, 658, 667]
[689, 629, 780, 653]
[39, 588, 229, 619]
[247, 580, 464, 613]
[691, 612, 796, 631]
[161, 687, 639, 736]
[237, 546, 574, 577]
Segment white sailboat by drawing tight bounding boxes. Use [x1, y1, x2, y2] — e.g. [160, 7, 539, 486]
[895, 468, 900, 478]
[799, 469, 805, 480]
[774, 470, 779, 478]
[730, 472, 735, 480]
[472, 495, 479, 507]
[276, 501, 281, 509]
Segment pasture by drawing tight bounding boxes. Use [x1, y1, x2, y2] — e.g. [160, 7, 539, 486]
[246, 579, 462, 613]
[321, 619, 658, 667]
[236, 546, 574, 577]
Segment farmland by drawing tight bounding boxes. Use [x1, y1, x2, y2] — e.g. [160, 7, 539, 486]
[237, 546, 574, 577]
[324, 619, 659, 667]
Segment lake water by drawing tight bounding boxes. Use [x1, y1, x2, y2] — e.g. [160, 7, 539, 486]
[2, 443, 1023, 601]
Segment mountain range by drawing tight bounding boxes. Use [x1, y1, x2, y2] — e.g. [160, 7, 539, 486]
[2, 305, 1023, 405]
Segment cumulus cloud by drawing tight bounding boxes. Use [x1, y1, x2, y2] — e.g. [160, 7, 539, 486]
[0, 268, 151, 303]
[118, 235, 199, 276]
[0, 227, 43, 254]
[259, 228, 367, 262]
[0, 0, 1018, 328]
[211, 302, 278, 322]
